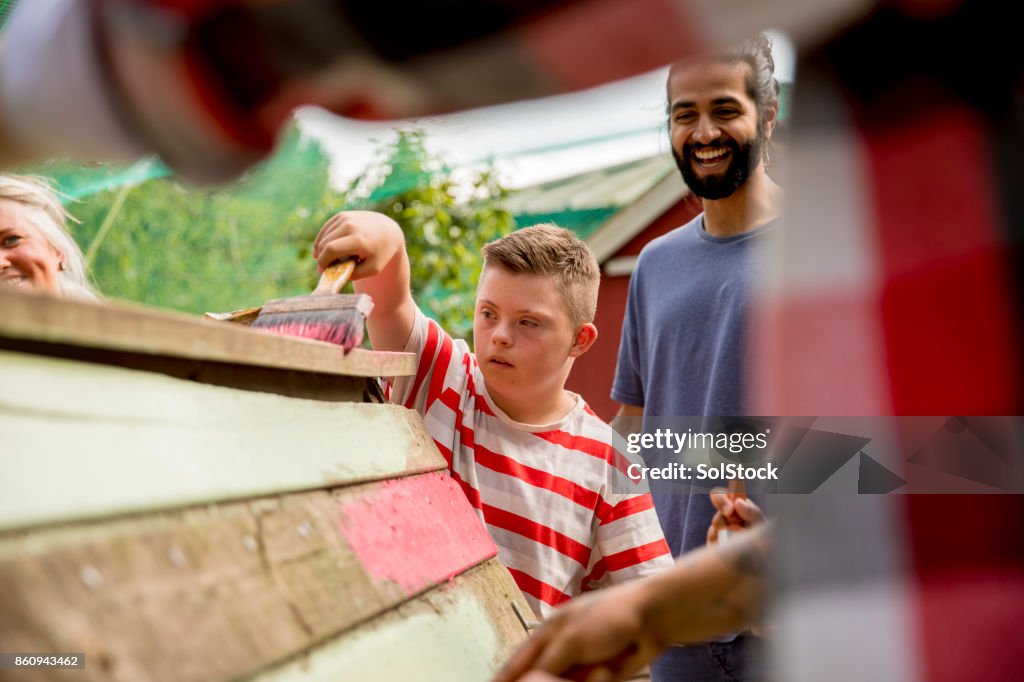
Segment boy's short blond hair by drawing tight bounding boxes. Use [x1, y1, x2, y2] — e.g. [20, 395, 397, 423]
[481, 223, 599, 328]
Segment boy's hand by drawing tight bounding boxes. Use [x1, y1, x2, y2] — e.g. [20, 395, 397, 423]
[313, 211, 404, 280]
[312, 210, 415, 353]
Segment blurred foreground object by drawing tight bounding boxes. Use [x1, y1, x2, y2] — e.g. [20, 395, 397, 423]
[753, 1, 1024, 680]
[0, 0, 873, 183]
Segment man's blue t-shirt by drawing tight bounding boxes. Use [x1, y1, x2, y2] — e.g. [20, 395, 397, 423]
[612, 213, 776, 558]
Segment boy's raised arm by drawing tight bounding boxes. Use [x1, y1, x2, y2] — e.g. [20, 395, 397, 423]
[313, 211, 417, 353]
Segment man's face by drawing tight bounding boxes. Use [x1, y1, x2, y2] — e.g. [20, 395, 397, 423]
[668, 60, 769, 200]
[473, 267, 580, 410]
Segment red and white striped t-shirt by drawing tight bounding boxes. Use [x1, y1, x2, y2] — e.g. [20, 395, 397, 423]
[389, 308, 673, 618]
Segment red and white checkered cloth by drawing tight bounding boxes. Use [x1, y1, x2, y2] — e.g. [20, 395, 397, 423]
[749, 3, 1024, 680]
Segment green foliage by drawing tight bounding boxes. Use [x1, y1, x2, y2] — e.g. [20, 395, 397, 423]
[19, 126, 347, 315]
[336, 129, 515, 343]
[17, 126, 513, 343]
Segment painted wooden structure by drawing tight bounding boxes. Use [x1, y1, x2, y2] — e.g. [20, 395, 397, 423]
[0, 288, 531, 681]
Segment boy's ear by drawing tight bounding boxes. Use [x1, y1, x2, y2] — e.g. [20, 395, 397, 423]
[569, 323, 598, 358]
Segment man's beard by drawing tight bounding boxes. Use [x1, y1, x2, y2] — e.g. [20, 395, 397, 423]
[673, 123, 766, 200]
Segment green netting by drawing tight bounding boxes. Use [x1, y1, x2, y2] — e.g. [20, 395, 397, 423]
[9, 128, 348, 315]
[47, 158, 171, 202]
[0, 0, 18, 30]
[366, 132, 450, 204]
[513, 207, 619, 240]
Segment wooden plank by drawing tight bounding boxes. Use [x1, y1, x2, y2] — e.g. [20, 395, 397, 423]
[0, 288, 416, 379]
[0, 337, 375, 402]
[0, 474, 508, 682]
[1, 351, 445, 531]
[250, 561, 531, 682]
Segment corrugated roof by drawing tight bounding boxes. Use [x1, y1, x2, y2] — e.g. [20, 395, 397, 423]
[505, 154, 675, 215]
[505, 154, 677, 238]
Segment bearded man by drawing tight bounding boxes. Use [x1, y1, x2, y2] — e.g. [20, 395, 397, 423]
[612, 34, 781, 682]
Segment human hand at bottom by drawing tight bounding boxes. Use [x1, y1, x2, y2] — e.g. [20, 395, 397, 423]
[493, 582, 667, 682]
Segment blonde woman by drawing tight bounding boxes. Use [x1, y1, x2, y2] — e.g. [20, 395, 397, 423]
[0, 174, 96, 299]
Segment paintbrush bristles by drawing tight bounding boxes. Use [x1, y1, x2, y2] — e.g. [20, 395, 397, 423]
[252, 311, 365, 351]
[251, 292, 374, 354]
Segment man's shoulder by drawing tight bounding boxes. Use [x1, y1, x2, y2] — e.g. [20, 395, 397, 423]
[639, 213, 704, 259]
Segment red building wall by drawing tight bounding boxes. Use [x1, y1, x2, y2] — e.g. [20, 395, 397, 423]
[566, 194, 702, 421]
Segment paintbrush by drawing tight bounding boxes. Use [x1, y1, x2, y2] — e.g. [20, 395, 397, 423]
[249, 258, 373, 354]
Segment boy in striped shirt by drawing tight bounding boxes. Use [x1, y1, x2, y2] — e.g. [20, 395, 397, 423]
[313, 211, 673, 617]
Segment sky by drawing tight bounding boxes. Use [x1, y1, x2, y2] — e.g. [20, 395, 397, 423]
[298, 32, 795, 191]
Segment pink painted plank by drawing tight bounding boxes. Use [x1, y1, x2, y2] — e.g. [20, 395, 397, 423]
[337, 472, 497, 595]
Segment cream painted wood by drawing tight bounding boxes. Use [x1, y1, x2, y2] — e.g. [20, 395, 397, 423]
[0, 482, 513, 682]
[0, 288, 415, 379]
[249, 561, 530, 682]
[0, 351, 444, 531]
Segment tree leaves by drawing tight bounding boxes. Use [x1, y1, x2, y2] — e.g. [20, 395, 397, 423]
[24, 126, 345, 314]
[311, 127, 514, 346]
[20, 125, 513, 347]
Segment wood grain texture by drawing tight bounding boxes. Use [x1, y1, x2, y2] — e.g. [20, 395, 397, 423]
[1, 351, 444, 531]
[0, 288, 414, 379]
[249, 561, 531, 682]
[0, 475, 513, 682]
[0, 337, 374, 402]
[0, 287, 535, 682]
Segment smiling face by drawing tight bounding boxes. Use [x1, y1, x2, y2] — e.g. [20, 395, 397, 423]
[0, 199, 63, 294]
[473, 266, 594, 420]
[668, 59, 772, 200]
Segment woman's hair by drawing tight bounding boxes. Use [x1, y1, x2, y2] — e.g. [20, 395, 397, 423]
[0, 174, 97, 300]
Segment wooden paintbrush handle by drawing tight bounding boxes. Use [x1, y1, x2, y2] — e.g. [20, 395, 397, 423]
[313, 258, 357, 296]
[203, 305, 263, 325]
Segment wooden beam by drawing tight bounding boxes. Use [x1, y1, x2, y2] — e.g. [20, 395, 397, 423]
[0, 336, 376, 402]
[1, 351, 445, 531]
[251, 561, 530, 682]
[0, 474, 513, 682]
[0, 288, 415, 379]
